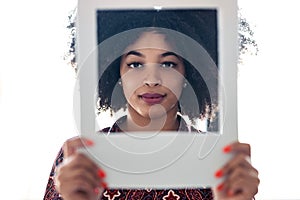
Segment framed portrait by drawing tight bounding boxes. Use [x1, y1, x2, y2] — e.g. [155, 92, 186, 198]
[74, 0, 238, 188]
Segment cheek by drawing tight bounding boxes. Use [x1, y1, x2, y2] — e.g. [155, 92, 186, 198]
[122, 82, 136, 101]
[121, 70, 144, 100]
[161, 70, 184, 99]
[169, 81, 184, 101]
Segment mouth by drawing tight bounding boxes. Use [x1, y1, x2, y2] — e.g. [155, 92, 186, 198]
[138, 93, 166, 105]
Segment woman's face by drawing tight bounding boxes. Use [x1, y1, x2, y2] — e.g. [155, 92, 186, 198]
[120, 31, 185, 119]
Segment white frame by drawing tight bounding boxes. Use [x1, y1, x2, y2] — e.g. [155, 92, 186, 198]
[75, 0, 238, 188]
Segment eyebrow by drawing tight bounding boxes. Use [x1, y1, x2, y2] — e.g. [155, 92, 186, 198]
[124, 50, 180, 59]
[161, 51, 180, 59]
[125, 51, 145, 58]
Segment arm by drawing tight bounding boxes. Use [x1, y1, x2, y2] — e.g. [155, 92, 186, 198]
[44, 148, 64, 200]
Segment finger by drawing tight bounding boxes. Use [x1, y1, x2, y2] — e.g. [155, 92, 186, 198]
[65, 153, 100, 172]
[57, 167, 100, 189]
[63, 137, 94, 157]
[226, 166, 259, 185]
[215, 166, 259, 197]
[220, 154, 253, 176]
[226, 178, 258, 200]
[219, 193, 251, 200]
[55, 153, 102, 189]
[224, 171, 259, 196]
[213, 184, 250, 200]
[224, 142, 251, 157]
[60, 179, 97, 200]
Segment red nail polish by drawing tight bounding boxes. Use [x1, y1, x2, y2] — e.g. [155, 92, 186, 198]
[214, 169, 223, 178]
[98, 169, 106, 178]
[85, 139, 94, 146]
[223, 145, 231, 153]
[217, 183, 224, 191]
[101, 182, 108, 189]
[94, 187, 99, 194]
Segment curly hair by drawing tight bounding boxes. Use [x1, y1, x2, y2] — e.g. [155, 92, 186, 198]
[94, 10, 218, 125]
[65, 8, 258, 131]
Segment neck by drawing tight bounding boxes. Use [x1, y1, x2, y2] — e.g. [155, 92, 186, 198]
[122, 104, 179, 132]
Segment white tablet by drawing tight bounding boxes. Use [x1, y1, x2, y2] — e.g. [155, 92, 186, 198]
[74, 0, 238, 189]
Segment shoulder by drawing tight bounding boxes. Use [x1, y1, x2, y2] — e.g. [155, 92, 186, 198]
[99, 123, 123, 133]
[99, 116, 126, 133]
[178, 114, 204, 133]
[101, 127, 111, 133]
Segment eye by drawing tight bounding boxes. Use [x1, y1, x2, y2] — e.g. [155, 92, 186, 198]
[161, 62, 177, 68]
[127, 62, 143, 68]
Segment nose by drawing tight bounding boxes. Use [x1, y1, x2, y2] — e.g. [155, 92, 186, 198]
[143, 64, 162, 87]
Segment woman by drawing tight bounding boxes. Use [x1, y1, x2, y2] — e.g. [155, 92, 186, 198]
[44, 10, 259, 200]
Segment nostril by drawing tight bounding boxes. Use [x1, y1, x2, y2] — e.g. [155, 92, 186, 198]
[144, 81, 161, 87]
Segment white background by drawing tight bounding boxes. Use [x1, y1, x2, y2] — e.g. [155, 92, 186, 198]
[0, 0, 300, 199]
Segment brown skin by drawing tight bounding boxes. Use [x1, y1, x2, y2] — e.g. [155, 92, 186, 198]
[213, 142, 259, 200]
[55, 138, 259, 200]
[54, 32, 259, 199]
[54, 137, 105, 200]
[119, 32, 185, 132]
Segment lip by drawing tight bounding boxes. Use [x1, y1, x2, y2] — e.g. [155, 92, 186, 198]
[139, 93, 166, 105]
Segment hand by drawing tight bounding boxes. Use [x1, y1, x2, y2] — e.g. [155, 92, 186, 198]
[54, 137, 107, 200]
[213, 142, 259, 200]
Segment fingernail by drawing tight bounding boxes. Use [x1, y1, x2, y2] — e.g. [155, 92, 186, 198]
[101, 182, 108, 189]
[217, 183, 224, 191]
[94, 187, 99, 194]
[85, 139, 94, 146]
[223, 145, 231, 153]
[98, 169, 106, 178]
[227, 190, 234, 196]
[214, 169, 223, 178]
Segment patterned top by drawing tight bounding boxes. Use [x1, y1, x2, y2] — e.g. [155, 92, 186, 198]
[43, 117, 213, 200]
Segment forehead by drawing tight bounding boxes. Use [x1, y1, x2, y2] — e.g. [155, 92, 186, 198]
[124, 31, 176, 52]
